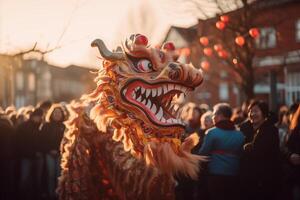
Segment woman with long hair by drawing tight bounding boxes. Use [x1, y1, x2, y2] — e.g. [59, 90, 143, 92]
[41, 104, 66, 200]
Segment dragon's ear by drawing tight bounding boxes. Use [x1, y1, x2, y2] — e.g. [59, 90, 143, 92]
[161, 42, 179, 61]
[125, 34, 148, 50]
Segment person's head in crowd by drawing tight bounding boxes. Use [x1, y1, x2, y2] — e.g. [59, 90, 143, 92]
[277, 105, 289, 127]
[37, 100, 53, 115]
[45, 104, 66, 123]
[5, 106, 16, 116]
[188, 107, 202, 127]
[241, 99, 256, 119]
[231, 107, 245, 125]
[30, 108, 44, 124]
[212, 103, 232, 125]
[248, 100, 269, 128]
[200, 111, 213, 130]
[290, 104, 300, 132]
[8, 112, 17, 126]
[24, 106, 34, 120]
[0, 106, 3, 114]
[199, 103, 210, 113]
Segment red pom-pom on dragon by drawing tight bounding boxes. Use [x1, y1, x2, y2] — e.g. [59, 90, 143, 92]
[57, 34, 205, 200]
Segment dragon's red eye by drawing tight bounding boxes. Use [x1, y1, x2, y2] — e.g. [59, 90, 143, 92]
[136, 59, 153, 72]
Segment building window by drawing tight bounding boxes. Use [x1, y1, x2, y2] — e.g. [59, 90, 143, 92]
[296, 19, 300, 42]
[16, 72, 24, 90]
[219, 82, 229, 101]
[256, 27, 276, 49]
[28, 73, 35, 91]
[286, 72, 300, 105]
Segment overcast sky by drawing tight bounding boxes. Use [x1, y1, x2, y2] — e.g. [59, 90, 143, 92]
[0, 0, 233, 68]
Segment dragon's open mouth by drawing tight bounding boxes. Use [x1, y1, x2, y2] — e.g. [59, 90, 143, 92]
[121, 79, 191, 127]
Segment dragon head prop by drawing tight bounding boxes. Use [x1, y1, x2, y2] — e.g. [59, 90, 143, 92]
[86, 34, 204, 179]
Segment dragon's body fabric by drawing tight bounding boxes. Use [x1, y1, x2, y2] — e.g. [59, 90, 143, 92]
[57, 34, 205, 200]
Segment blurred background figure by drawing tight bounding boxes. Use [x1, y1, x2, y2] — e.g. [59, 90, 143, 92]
[0, 110, 16, 200]
[231, 107, 245, 125]
[285, 104, 300, 200]
[41, 104, 66, 200]
[16, 108, 44, 200]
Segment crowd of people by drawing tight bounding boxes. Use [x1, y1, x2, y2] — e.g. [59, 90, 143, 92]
[177, 100, 300, 200]
[0, 99, 300, 200]
[0, 101, 67, 200]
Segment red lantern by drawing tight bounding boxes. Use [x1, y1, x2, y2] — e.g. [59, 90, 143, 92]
[134, 34, 148, 46]
[213, 44, 223, 51]
[218, 50, 228, 59]
[201, 61, 210, 70]
[162, 42, 175, 51]
[233, 58, 238, 65]
[220, 15, 229, 23]
[216, 21, 226, 30]
[235, 36, 245, 46]
[249, 28, 260, 38]
[203, 47, 213, 56]
[199, 37, 209, 46]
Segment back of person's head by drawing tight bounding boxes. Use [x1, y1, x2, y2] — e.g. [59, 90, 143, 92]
[30, 108, 44, 120]
[213, 103, 232, 119]
[45, 104, 66, 123]
[37, 100, 53, 111]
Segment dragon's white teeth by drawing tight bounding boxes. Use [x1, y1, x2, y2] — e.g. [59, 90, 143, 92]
[135, 86, 141, 92]
[156, 107, 163, 120]
[132, 92, 136, 99]
[151, 88, 157, 97]
[174, 85, 181, 90]
[146, 100, 152, 109]
[141, 87, 145, 94]
[141, 98, 146, 105]
[161, 117, 167, 123]
[136, 96, 142, 102]
[123, 89, 127, 96]
[151, 104, 157, 114]
[157, 87, 162, 96]
[146, 89, 151, 98]
[163, 85, 168, 94]
[167, 84, 173, 91]
[174, 104, 179, 112]
[166, 118, 172, 123]
[179, 93, 185, 100]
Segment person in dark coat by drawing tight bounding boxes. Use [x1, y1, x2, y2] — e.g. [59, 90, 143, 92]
[285, 104, 300, 200]
[0, 113, 16, 200]
[240, 100, 282, 200]
[41, 104, 66, 199]
[16, 108, 43, 200]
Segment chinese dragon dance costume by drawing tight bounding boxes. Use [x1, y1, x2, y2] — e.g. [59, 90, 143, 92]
[57, 34, 205, 200]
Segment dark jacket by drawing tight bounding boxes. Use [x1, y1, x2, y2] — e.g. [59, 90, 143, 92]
[286, 125, 300, 184]
[16, 120, 42, 158]
[240, 119, 282, 199]
[41, 121, 65, 153]
[239, 119, 253, 144]
[0, 115, 15, 160]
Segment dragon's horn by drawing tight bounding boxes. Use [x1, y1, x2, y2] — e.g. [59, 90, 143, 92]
[91, 39, 125, 61]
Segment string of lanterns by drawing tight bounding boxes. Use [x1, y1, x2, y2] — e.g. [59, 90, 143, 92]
[198, 15, 260, 70]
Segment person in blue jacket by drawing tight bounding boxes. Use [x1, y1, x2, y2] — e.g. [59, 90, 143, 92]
[198, 103, 244, 200]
